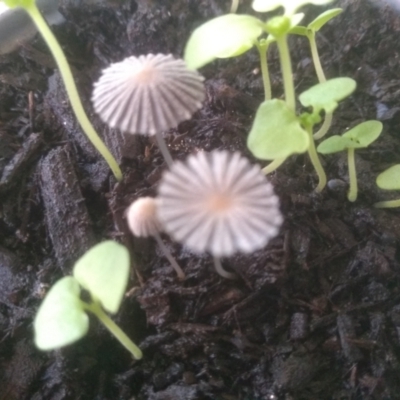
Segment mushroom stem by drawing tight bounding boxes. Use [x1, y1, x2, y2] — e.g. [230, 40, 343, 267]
[347, 148, 358, 202]
[213, 257, 236, 280]
[155, 132, 174, 168]
[153, 232, 185, 280]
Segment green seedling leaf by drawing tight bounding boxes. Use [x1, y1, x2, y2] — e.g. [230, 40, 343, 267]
[247, 99, 309, 160]
[73, 241, 130, 314]
[308, 8, 343, 31]
[299, 77, 356, 113]
[376, 164, 400, 190]
[34, 277, 88, 350]
[252, 0, 334, 15]
[184, 14, 263, 70]
[290, 26, 308, 35]
[318, 121, 383, 154]
[265, 13, 304, 37]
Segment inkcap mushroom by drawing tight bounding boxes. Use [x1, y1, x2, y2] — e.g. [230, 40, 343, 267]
[157, 150, 283, 279]
[92, 54, 205, 167]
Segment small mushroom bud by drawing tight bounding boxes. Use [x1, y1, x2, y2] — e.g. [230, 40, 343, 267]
[126, 197, 185, 280]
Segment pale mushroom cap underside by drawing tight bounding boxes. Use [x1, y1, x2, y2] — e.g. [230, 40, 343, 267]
[92, 54, 205, 135]
[126, 197, 162, 238]
[157, 150, 283, 257]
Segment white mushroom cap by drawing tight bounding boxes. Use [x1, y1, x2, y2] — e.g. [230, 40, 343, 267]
[157, 150, 283, 257]
[126, 197, 162, 238]
[92, 54, 205, 135]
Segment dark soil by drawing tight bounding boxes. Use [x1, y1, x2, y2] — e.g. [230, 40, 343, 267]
[1, 0, 400, 399]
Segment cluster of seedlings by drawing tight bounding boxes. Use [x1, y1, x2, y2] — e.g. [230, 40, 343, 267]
[3, 0, 396, 356]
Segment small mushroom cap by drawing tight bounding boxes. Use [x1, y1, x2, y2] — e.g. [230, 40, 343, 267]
[376, 164, 400, 190]
[92, 54, 205, 135]
[126, 197, 162, 237]
[157, 150, 283, 257]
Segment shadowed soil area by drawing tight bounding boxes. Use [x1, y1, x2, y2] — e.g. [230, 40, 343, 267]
[1, 0, 400, 399]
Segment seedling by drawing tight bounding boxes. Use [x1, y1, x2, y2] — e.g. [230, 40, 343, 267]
[291, 8, 343, 139]
[248, 77, 356, 191]
[157, 150, 283, 280]
[92, 54, 205, 167]
[375, 164, 400, 208]
[34, 241, 142, 359]
[317, 120, 383, 201]
[1, 0, 122, 181]
[126, 197, 185, 280]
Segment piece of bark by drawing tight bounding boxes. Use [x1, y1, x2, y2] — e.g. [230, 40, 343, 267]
[0, 132, 43, 193]
[40, 146, 95, 270]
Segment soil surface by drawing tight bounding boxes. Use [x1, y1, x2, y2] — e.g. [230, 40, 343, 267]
[1, 0, 400, 399]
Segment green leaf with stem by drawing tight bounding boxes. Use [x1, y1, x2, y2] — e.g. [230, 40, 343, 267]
[299, 77, 356, 114]
[317, 120, 383, 201]
[73, 241, 130, 314]
[34, 241, 142, 359]
[34, 276, 89, 350]
[6, 0, 122, 181]
[252, 0, 335, 15]
[184, 14, 264, 70]
[291, 9, 343, 139]
[247, 99, 309, 160]
[375, 164, 400, 208]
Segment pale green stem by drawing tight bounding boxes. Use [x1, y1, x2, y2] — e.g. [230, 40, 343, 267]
[306, 126, 326, 192]
[84, 301, 143, 360]
[308, 33, 326, 83]
[276, 35, 295, 112]
[25, 3, 122, 181]
[256, 42, 272, 101]
[307, 33, 333, 140]
[347, 148, 358, 202]
[155, 132, 174, 167]
[313, 112, 332, 140]
[262, 157, 286, 174]
[230, 0, 239, 13]
[153, 232, 185, 280]
[213, 257, 236, 280]
[374, 199, 400, 208]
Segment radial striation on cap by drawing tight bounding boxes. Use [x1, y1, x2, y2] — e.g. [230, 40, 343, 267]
[157, 150, 283, 257]
[126, 197, 162, 238]
[92, 54, 205, 135]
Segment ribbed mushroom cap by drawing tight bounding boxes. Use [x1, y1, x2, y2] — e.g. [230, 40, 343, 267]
[126, 197, 162, 238]
[157, 150, 283, 257]
[92, 54, 205, 135]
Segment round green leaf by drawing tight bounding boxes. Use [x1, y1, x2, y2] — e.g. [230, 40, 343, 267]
[184, 14, 263, 70]
[317, 135, 350, 154]
[342, 120, 383, 149]
[376, 164, 400, 190]
[247, 99, 309, 160]
[299, 77, 357, 113]
[34, 277, 88, 350]
[73, 241, 130, 314]
[308, 8, 343, 31]
[253, 0, 334, 15]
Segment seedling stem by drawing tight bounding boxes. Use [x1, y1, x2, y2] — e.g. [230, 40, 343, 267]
[256, 40, 272, 101]
[306, 124, 326, 192]
[24, 1, 122, 181]
[82, 300, 143, 360]
[347, 147, 357, 202]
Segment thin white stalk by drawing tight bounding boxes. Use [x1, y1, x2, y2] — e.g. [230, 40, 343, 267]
[213, 257, 236, 280]
[153, 232, 185, 280]
[155, 132, 174, 167]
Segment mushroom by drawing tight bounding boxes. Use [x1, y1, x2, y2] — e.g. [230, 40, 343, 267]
[126, 197, 185, 280]
[92, 54, 205, 167]
[157, 150, 283, 279]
